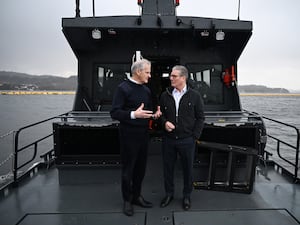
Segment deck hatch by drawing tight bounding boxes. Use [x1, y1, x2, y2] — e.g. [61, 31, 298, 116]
[16, 212, 146, 225]
[173, 209, 300, 225]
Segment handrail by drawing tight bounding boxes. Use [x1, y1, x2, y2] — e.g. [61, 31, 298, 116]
[13, 112, 70, 183]
[16, 134, 52, 170]
[12, 111, 114, 184]
[261, 115, 300, 182]
[11, 109, 300, 185]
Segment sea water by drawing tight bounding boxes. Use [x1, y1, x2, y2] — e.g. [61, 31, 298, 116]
[0, 95, 74, 179]
[241, 95, 300, 169]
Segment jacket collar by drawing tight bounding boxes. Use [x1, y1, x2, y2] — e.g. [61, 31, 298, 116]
[166, 85, 190, 95]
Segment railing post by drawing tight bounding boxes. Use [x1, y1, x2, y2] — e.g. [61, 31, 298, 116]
[276, 141, 280, 155]
[294, 130, 300, 182]
[13, 130, 19, 185]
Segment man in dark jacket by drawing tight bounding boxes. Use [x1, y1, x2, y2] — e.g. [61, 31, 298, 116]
[110, 59, 161, 216]
[159, 65, 205, 210]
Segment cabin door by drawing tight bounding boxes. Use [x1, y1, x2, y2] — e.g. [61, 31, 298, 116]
[147, 57, 179, 104]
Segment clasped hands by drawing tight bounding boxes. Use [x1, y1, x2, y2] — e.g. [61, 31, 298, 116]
[134, 103, 162, 119]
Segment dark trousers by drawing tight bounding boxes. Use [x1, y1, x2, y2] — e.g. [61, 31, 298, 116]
[119, 127, 149, 202]
[162, 136, 195, 198]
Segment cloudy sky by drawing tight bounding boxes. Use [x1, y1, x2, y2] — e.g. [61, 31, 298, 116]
[1, 0, 300, 90]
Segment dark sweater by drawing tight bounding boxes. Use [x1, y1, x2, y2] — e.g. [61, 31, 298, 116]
[110, 79, 152, 129]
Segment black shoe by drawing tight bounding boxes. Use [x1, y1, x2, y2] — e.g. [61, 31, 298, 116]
[182, 197, 191, 210]
[160, 196, 173, 208]
[123, 201, 134, 216]
[132, 196, 153, 208]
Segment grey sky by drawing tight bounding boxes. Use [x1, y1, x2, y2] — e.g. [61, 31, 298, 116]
[0, 0, 299, 90]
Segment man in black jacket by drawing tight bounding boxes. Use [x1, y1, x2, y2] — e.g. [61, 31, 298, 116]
[159, 65, 205, 210]
[110, 59, 161, 216]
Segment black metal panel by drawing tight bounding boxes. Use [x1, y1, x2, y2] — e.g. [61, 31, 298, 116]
[53, 123, 120, 164]
[200, 125, 259, 148]
[62, 19, 251, 58]
[62, 16, 252, 30]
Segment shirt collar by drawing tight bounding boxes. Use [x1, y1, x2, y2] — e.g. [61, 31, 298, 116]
[128, 77, 141, 85]
[173, 85, 187, 94]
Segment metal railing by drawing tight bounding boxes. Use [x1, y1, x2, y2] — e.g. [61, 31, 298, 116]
[5, 109, 300, 186]
[12, 112, 70, 184]
[11, 111, 113, 185]
[261, 115, 300, 182]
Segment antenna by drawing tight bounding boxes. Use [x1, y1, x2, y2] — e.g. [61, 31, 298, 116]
[92, 0, 95, 17]
[75, 0, 80, 17]
[237, 0, 241, 20]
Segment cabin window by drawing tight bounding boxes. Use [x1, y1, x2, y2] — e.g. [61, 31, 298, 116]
[195, 72, 202, 81]
[203, 70, 211, 85]
[187, 64, 223, 105]
[94, 64, 130, 110]
[98, 67, 104, 88]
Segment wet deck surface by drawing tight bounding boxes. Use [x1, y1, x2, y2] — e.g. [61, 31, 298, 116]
[1, 154, 300, 225]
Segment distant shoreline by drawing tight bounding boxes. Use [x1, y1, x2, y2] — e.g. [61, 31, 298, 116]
[0, 91, 75, 95]
[1, 90, 300, 96]
[240, 93, 300, 96]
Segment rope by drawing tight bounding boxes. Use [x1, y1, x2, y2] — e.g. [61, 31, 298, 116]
[0, 153, 14, 168]
[0, 172, 13, 184]
[0, 153, 14, 184]
[0, 171, 23, 184]
[0, 130, 15, 167]
[0, 130, 15, 139]
[0, 130, 15, 182]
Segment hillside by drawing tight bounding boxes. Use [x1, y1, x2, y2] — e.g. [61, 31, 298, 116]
[0, 71, 77, 90]
[238, 85, 289, 93]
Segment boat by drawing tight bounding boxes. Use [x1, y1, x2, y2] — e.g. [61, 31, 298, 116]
[1, 0, 300, 224]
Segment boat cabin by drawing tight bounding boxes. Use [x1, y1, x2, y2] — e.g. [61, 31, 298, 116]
[54, 0, 266, 193]
[63, 1, 251, 112]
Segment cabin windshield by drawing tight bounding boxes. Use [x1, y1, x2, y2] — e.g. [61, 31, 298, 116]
[93, 63, 224, 111]
[94, 63, 130, 110]
[188, 64, 223, 105]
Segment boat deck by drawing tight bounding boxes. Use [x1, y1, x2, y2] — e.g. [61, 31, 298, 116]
[1, 154, 300, 225]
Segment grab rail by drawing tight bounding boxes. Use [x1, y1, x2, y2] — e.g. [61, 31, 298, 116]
[10, 110, 300, 185]
[13, 112, 70, 184]
[12, 111, 113, 185]
[261, 116, 300, 182]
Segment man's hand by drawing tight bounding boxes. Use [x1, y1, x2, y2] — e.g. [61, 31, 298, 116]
[134, 103, 153, 119]
[152, 106, 162, 119]
[165, 121, 175, 132]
